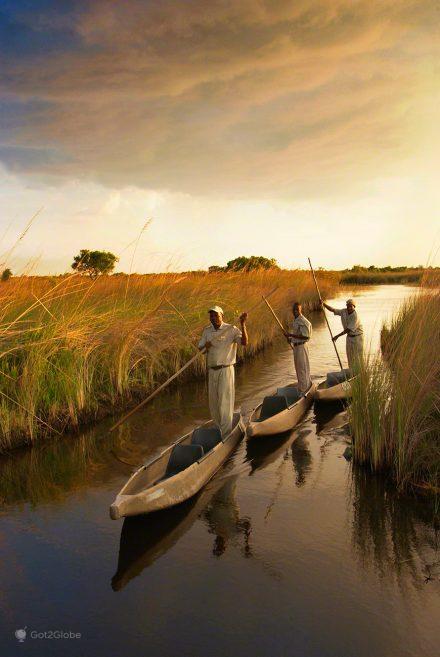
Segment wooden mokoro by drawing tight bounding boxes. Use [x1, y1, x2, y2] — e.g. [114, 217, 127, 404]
[109, 412, 245, 519]
[247, 382, 316, 438]
[315, 369, 356, 402]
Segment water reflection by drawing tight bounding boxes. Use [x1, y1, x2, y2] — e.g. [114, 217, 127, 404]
[202, 478, 252, 558]
[314, 404, 348, 436]
[245, 430, 299, 476]
[350, 466, 440, 587]
[0, 391, 209, 511]
[111, 471, 245, 590]
[0, 430, 118, 509]
[290, 430, 313, 487]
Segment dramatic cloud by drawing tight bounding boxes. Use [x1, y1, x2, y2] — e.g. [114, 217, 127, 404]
[1, 0, 439, 199]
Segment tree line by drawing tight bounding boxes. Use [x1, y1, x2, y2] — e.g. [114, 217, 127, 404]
[0, 253, 432, 281]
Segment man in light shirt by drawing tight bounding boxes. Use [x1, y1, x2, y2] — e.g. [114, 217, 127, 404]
[321, 298, 364, 371]
[284, 302, 312, 394]
[198, 306, 248, 436]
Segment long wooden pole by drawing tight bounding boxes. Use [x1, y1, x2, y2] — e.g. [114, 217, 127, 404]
[110, 352, 203, 431]
[307, 257, 344, 371]
[110, 286, 279, 431]
[262, 295, 294, 351]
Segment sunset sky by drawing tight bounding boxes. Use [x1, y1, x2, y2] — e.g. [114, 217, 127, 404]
[1, 0, 439, 274]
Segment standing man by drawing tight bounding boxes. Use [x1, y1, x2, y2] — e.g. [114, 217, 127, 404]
[284, 302, 312, 394]
[321, 298, 364, 371]
[198, 306, 248, 436]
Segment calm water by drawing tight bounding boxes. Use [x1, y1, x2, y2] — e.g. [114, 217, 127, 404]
[1, 286, 439, 657]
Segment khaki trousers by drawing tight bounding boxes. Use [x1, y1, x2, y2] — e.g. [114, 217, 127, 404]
[346, 334, 364, 372]
[293, 343, 312, 393]
[208, 366, 235, 437]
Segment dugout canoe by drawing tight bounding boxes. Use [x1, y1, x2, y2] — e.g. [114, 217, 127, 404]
[109, 412, 245, 519]
[247, 382, 316, 439]
[315, 369, 356, 402]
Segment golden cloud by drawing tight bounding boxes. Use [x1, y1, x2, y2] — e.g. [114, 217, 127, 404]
[1, 0, 439, 198]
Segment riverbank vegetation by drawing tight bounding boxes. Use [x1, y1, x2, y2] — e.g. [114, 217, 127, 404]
[340, 265, 430, 285]
[206, 259, 434, 284]
[350, 288, 440, 492]
[0, 269, 338, 452]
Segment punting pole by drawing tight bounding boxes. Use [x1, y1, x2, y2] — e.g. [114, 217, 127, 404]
[308, 257, 344, 372]
[261, 295, 294, 351]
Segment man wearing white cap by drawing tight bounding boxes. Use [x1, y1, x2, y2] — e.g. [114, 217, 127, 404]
[321, 298, 364, 371]
[198, 306, 248, 436]
[284, 302, 313, 394]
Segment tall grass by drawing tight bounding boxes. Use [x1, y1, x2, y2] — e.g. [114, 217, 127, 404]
[350, 287, 440, 490]
[0, 269, 339, 452]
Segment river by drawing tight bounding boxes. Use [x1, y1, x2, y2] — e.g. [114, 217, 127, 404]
[0, 285, 438, 657]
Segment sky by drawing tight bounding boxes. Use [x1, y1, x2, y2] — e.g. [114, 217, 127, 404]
[0, 0, 439, 274]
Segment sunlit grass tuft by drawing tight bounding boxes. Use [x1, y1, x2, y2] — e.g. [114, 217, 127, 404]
[350, 286, 440, 491]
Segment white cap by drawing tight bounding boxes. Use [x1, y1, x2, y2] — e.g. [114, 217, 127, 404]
[208, 305, 224, 315]
[346, 298, 356, 306]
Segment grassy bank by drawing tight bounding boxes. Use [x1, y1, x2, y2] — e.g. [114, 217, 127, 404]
[349, 288, 440, 491]
[340, 269, 426, 285]
[0, 269, 338, 452]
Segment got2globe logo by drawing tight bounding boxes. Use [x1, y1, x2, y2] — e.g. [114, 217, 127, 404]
[15, 628, 27, 642]
[15, 627, 81, 641]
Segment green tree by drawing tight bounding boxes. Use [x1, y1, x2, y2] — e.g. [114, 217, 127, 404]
[225, 256, 279, 272]
[1, 268, 12, 282]
[71, 250, 118, 279]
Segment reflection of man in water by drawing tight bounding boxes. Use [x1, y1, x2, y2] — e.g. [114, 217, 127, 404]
[291, 434, 313, 487]
[202, 479, 252, 558]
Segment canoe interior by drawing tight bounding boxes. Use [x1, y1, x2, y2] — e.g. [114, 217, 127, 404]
[252, 383, 310, 422]
[318, 369, 352, 391]
[121, 413, 240, 496]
